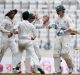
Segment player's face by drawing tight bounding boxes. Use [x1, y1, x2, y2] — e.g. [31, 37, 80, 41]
[29, 19, 35, 23]
[58, 11, 64, 18]
[9, 11, 16, 19]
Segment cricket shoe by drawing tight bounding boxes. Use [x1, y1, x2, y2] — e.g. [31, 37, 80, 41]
[12, 62, 21, 73]
[37, 67, 45, 74]
[68, 68, 73, 74]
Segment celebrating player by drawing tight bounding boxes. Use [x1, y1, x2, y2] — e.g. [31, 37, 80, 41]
[48, 5, 77, 74]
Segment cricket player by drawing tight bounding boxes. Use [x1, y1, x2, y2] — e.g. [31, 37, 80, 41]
[28, 13, 44, 73]
[0, 9, 21, 73]
[48, 5, 79, 74]
[13, 11, 45, 74]
[28, 13, 41, 61]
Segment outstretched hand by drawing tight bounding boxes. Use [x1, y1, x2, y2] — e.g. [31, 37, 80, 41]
[67, 28, 80, 35]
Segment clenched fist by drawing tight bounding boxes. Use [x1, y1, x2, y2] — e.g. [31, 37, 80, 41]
[8, 32, 13, 38]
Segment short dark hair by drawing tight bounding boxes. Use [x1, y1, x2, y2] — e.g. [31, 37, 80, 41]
[22, 11, 29, 20]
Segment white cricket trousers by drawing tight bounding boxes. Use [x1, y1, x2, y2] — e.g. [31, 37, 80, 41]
[18, 39, 39, 73]
[53, 35, 74, 73]
[0, 36, 21, 68]
[33, 38, 41, 61]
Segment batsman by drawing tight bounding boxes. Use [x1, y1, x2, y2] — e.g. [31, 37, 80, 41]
[49, 5, 80, 74]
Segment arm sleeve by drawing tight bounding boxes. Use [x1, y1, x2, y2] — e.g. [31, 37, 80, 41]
[0, 21, 10, 33]
[12, 22, 20, 33]
[67, 17, 76, 30]
[31, 25, 36, 39]
[51, 18, 59, 30]
[13, 24, 19, 30]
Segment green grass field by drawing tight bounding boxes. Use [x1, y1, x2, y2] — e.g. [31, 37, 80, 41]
[0, 73, 50, 75]
[0, 73, 80, 75]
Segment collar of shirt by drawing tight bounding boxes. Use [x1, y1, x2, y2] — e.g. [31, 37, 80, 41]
[5, 16, 14, 24]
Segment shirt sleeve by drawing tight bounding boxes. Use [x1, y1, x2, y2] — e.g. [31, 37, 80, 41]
[31, 24, 36, 39]
[50, 17, 59, 30]
[67, 16, 76, 30]
[12, 22, 20, 33]
[0, 20, 10, 33]
[13, 22, 20, 30]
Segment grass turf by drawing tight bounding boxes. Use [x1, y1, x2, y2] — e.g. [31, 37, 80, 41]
[0, 73, 80, 75]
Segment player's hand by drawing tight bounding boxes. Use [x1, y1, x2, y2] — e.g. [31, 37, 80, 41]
[31, 37, 35, 40]
[14, 31, 18, 34]
[8, 32, 13, 38]
[70, 32, 76, 35]
[48, 25, 52, 29]
[67, 28, 73, 33]
[67, 28, 80, 35]
[70, 31, 80, 35]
